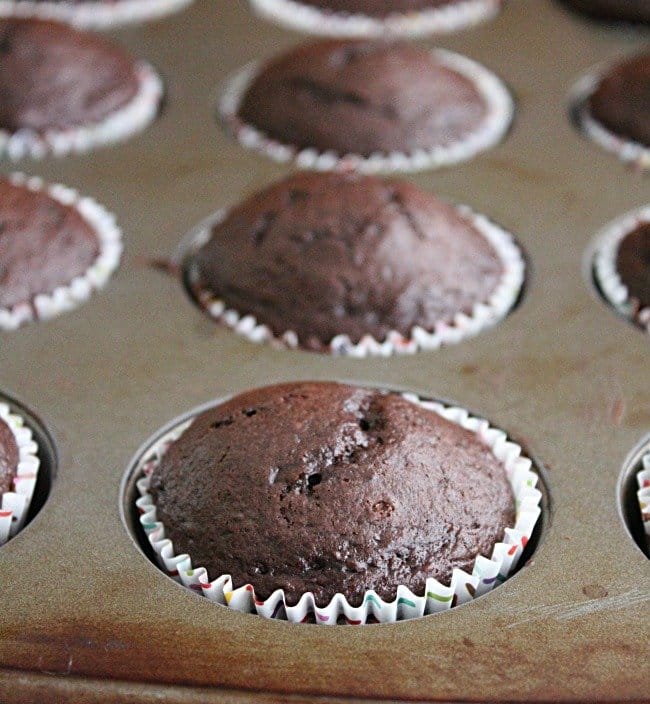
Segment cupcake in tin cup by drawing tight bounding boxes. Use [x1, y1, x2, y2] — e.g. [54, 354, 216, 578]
[249, 0, 503, 38]
[0, 173, 123, 330]
[0, 18, 163, 160]
[183, 171, 525, 356]
[0, 0, 193, 29]
[572, 51, 650, 171]
[636, 450, 650, 552]
[592, 205, 650, 333]
[135, 382, 543, 624]
[220, 39, 514, 174]
[0, 402, 40, 545]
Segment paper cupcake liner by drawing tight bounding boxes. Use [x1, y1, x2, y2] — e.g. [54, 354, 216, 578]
[636, 451, 650, 552]
[249, 0, 501, 38]
[134, 392, 543, 625]
[181, 204, 525, 357]
[0, 61, 162, 160]
[219, 49, 514, 174]
[0, 173, 123, 331]
[592, 205, 650, 333]
[571, 68, 650, 171]
[0, 402, 40, 545]
[0, 0, 193, 28]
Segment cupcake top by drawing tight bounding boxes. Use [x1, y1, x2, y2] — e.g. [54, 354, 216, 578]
[189, 172, 504, 350]
[0, 416, 18, 496]
[237, 40, 489, 157]
[616, 222, 650, 313]
[149, 381, 515, 607]
[0, 178, 100, 310]
[296, 0, 478, 16]
[561, 0, 650, 23]
[589, 52, 650, 147]
[0, 18, 140, 132]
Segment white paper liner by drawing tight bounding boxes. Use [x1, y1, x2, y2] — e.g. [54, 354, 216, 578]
[0, 402, 40, 545]
[219, 49, 514, 174]
[592, 205, 650, 333]
[637, 451, 650, 551]
[0, 172, 123, 330]
[0, 61, 162, 160]
[0, 0, 192, 28]
[249, 0, 500, 38]
[571, 67, 650, 171]
[182, 204, 525, 357]
[134, 392, 542, 624]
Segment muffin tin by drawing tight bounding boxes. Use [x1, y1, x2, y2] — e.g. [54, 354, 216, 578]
[0, 1, 648, 701]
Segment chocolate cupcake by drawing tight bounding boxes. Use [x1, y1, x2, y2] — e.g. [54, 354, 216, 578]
[0, 0, 193, 29]
[0, 173, 122, 330]
[0, 401, 40, 545]
[220, 40, 513, 173]
[636, 450, 650, 552]
[0, 18, 162, 159]
[574, 51, 650, 169]
[593, 206, 650, 332]
[560, 0, 650, 24]
[250, 0, 502, 37]
[136, 382, 542, 623]
[185, 172, 524, 355]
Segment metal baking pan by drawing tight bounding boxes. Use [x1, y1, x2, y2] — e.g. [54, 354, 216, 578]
[0, 1, 648, 701]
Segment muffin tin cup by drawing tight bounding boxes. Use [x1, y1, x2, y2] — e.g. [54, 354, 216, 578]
[592, 204, 650, 333]
[219, 49, 514, 174]
[570, 67, 650, 171]
[636, 451, 650, 551]
[0, 173, 123, 331]
[248, 0, 501, 38]
[0, 0, 193, 28]
[181, 204, 525, 356]
[0, 61, 162, 161]
[0, 402, 40, 546]
[133, 392, 542, 625]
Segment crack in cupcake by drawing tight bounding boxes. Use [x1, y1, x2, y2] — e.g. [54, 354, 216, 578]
[134, 382, 542, 623]
[0, 173, 122, 330]
[573, 51, 650, 170]
[249, 0, 502, 38]
[592, 205, 650, 332]
[0, 18, 162, 159]
[220, 40, 513, 173]
[0, 0, 193, 29]
[184, 171, 525, 355]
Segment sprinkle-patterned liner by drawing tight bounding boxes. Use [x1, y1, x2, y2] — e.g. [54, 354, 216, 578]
[181, 204, 525, 357]
[0, 173, 123, 331]
[571, 67, 650, 171]
[219, 49, 514, 174]
[134, 392, 542, 624]
[0, 403, 40, 546]
[0, 0, 193, 28]
[249, 0, 500, 38]
[592, 205, 650, 333]
[637, 450, 650, 551]
[0, 61, 162, 160]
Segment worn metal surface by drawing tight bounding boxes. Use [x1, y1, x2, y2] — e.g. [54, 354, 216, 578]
[0, 1, 648, 701]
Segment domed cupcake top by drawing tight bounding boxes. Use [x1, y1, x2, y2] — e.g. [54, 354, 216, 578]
[149, 382, 515, 607]
[561, 0, 650, 23]
[237, 40, 490, 157]
[0, 416, 18, 496]
[589, 52, 650, 148]
[189, 171, 506, 351]
[0, 177, 100, 311]
[0, 18, 140, 133]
